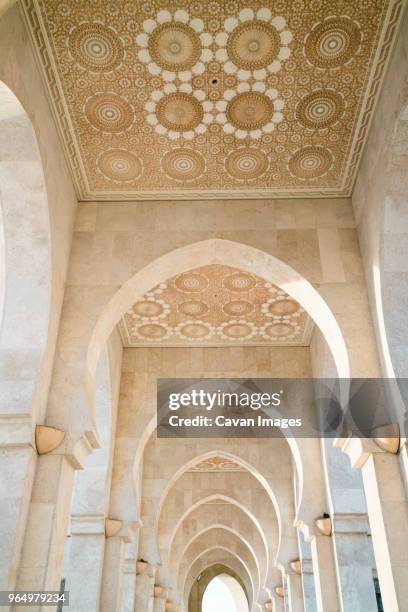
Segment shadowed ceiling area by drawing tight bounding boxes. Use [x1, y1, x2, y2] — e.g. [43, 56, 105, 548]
[22, 0, 401, 199]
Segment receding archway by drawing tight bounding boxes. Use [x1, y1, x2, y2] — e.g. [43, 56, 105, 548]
[202, 573, 249, 612]
[188, 563, 249, 612]
[86, 238, 350, 433]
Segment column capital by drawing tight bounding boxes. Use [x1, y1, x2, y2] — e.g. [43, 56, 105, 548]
[105, 518, 139, 542]
[154, 585, 167, 599]
[289, 559, 301, 575]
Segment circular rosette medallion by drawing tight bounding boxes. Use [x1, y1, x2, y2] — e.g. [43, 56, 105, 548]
[223, 272, 256, 291]
[296, 90, 345, 129]
[157, 93, 203, 131]
[85, 93, 133, 133]
[146, 84, 213, 140]
[228, 91, 273, 130]
[219, 321, 255, 340]
[264, 323, 295, 338]
[68, 24, 124, 72]
[226, 148, 269, 180]
[305, 17, 362, 69]
[149, 23, 201, 71]
[288, 146, 333, 180]
[133, 300, 164, 318]
[175, 272, 209, 292]
[136, 9, 213, 81]
[227, 21, 280, 70]
[223, 300, 254, 316]
[267, 299, 299, 316]
[216, 8, 292, 79]
[177, 321, 212, 340]
[97, 149, 142, 182]
[162, 148, 205, 181]
[178, 301, 209, 317]
[216, 84, 284, 139]
[136, 324, 169, 340]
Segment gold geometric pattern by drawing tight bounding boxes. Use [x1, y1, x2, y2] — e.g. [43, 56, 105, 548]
[68, 23, 125, 72]
[304, 16, 362, 69]
[225, 147, 268, 180]
[118, 264, 313, 347]
[288, 145, 333, 180]
[296, 89, 345, 130]
[97, 149, 143, 181]
[162, 148, 206, 181]
[22, 0, 404, 199]
[84, 93, 134, 133]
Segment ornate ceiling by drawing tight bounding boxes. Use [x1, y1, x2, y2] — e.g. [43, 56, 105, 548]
[188, 456, 245, 472]
[118, 264, 313, 347]
[22, 0, 403, 200]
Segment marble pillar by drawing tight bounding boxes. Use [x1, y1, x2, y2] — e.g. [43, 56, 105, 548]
[361, 451, 408, 610]
[120, 540, 137, 612]
[0, 428, 36, 591]
[15, 452, 77, 610]
[285, 572, 304, 612]
[134, 563, 155, 612]
[153, 594, 166, 612]
[272, 595, 285, 612]
[296, 530, 317, 612]
[99, 529, 129, 612]
[341, 438, 408, 610]
[64, 514, 105, 612]
[310, 534, 340, 612]
[322, 439, 378, 612]
[331, 513, 378, 611]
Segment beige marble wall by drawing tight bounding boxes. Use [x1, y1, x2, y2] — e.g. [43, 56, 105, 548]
[352, 5, 408, 378]
[74, 196, 378, 407]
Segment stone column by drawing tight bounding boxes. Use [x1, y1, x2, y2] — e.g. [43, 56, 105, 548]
[272, 595, 285, 612]
[15, 449, 81, 606]
[309, 534, 339, 612]
[0, 417, 36, 591]
[331, 513, 378, 611]
[120, 540, 137, 612]
[134, 563, 155, 612]
[153, 588, 167, 612]
[341, 438, 408, 610]
[296, 531, 317, 612]
[100, 521, 136, 612]
[64, 514, 105, 612]
[285, 572, 304, 612]
[299, 558, 316, 612]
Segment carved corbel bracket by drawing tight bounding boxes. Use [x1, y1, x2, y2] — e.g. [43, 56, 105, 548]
[35, 425, 65, 455]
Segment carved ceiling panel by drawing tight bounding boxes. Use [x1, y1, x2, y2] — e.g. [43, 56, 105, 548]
[118, 264, 313, 347]
[188, 457, 245, 472]
[22, 0, 403, 199]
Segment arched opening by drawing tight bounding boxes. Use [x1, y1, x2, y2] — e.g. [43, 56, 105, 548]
[0, 80, 51, 423]
[202, 574, 249, 612]
[0, 79, 52, 592]
[86, 238, 350, 437]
